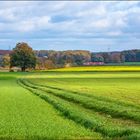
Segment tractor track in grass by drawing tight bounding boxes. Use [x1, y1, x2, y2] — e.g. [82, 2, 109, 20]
[0, 78, 99, 139]
[18, 79, 140, 139]
[21, 79, 140, 124]
[27, 80, 140, 110]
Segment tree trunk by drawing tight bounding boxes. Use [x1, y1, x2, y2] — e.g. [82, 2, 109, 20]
[21, 67, 26, 72]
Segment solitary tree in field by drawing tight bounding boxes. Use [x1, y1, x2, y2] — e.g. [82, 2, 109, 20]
[10, 42, 36, 71]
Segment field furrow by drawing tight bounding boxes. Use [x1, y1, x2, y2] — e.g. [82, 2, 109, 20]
[0, 78, 99, 139]
[26, 79, 140, 110]
[21, 79, 140, 123]
[18, 78, 140, 139]
[1, 70, 140, 139]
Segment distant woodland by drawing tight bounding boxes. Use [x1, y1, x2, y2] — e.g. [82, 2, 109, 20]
[0, 49, 140, 70]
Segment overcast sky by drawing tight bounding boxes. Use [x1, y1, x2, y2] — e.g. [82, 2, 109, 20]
[0, 1, 140, 52]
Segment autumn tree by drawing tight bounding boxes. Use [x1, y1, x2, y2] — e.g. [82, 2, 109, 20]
[1, 54, 10, 68]
[110, 53, 121, 63]
[10, 42, 36, 71]
[36, 57, 55, 70]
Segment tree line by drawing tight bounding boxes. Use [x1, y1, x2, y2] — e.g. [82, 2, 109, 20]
[35, 49, 140, 69]
[91, 50, 140, 63]
[35, 50, 91, 69]
[0, 42, 140, 71]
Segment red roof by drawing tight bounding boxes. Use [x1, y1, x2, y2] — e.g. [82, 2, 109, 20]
[83, 62, 104, 65]
[0, 50, 11, 55]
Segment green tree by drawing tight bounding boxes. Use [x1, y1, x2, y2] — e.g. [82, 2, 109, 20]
[10, 42, 36, 71]
[136, 51, 140, 62]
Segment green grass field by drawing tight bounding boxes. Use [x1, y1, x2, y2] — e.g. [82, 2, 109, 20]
[0, 66, 140, 139]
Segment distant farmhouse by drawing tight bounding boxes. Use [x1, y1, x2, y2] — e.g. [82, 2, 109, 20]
[83, 62, 104, 66]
